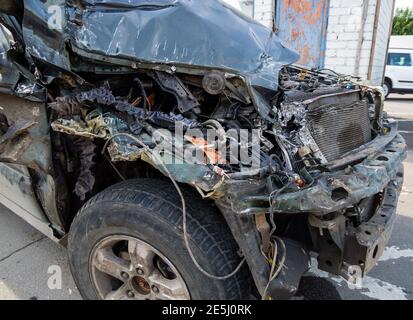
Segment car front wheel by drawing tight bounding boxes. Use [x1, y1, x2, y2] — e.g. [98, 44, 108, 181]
[67, 179, 250, 300]
[383, 80, 391, 99]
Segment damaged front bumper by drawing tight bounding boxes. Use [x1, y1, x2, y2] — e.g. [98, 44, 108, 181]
[218, 123, 406, 297]
[274, 133, 405, 215]
[310, 165, 404, 278]
[221, 123, 406, 216]
[264, 167, 404, 299]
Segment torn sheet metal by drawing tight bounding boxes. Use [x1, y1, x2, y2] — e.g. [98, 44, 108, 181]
[51, 109, 112, 139]
[218, 133, 407, 216]
[50, 85, 223, 193]
[50, 84, 201, 130]
[72, 136, 96, 201]
[0, 23, 19, 93]
[53, 112, 223, 192]
[277, 101, 306, 127]
[0, 119, 36, 145]
[0, 131, 33, 163]
[0, 93, 52, 172]
[22, 0, 299, 91]
[22, 0, 71, 71]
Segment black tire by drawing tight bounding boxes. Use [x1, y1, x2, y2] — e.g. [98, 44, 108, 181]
[67, 179, 251, 300]
[383, 79, 392, 99]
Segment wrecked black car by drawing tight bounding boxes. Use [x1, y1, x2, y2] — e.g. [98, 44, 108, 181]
[0, 0, 406, 300]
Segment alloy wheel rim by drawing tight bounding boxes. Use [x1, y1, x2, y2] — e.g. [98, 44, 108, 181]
[90, 235, 190, 300]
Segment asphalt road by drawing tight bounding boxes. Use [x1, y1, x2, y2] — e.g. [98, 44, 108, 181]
[0, 94, 412, 300]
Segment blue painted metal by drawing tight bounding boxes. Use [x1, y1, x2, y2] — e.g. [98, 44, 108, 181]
[275, 0, 330, 69]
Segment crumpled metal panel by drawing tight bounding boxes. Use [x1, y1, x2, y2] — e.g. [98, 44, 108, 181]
[0, 24, 19, 93]
[273, 133, 406, 214]
[220, 133, 407, 216]
[50, 85, 223, 193]
[0, 92, 52, 173]
[22, 0, 299, 91]
[23, 0, 71, 70]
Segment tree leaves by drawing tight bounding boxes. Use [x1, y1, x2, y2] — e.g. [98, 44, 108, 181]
[392, 8, 413, 36]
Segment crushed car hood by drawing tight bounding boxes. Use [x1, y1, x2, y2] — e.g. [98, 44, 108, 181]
[23, 0, 299, 90]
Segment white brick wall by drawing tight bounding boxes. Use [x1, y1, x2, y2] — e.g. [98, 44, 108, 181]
[223, 0, 254, 17]
[370, 0, 394, 84]
[253, 0, 275, 28]
[224, 0, 273, 28]
[325, 0, 370, 77]
[325, 0, 394, 85]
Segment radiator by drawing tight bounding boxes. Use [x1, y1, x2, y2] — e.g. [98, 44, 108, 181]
[306, 100, 372, 162]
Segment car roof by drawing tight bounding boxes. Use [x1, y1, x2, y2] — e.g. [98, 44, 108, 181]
[388, 48, 413, 53]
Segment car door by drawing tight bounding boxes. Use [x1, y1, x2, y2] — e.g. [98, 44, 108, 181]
[386, 50, 413, 90]
[0, 15, 65, 235]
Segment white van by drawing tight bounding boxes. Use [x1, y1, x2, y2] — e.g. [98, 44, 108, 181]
[384, 47, 413, 98]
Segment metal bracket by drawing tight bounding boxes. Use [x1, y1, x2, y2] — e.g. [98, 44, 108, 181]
[153, 71, 200, 113]
[255, 213, 271, 254]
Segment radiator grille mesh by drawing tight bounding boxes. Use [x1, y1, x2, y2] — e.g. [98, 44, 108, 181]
[306, 100, 371, 162]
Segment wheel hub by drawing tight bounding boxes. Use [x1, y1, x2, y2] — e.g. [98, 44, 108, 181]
[90, 235, 190, 300]
[132, 276, 151, 295]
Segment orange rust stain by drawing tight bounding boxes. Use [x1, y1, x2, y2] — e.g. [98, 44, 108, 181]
[280, 0, 330, 67]
[147, 93, 156, 109]
[291, 29, 301, 40]
[186, 136, 225, 165]
[285, 0, 313, 14]
[298, 45, 311, 65]
[283, 0, 324, 25]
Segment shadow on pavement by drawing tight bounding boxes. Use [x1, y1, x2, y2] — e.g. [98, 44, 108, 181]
[294, 212, 413, 301]
[297, 276, 342, 300]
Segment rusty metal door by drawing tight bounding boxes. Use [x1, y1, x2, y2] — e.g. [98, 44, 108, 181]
[275, 0, 330, 69]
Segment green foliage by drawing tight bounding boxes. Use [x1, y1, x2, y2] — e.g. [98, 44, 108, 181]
[392, 8, 413, 36]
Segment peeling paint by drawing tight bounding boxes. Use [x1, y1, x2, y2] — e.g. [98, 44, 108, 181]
[276, 0, 329, 68]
